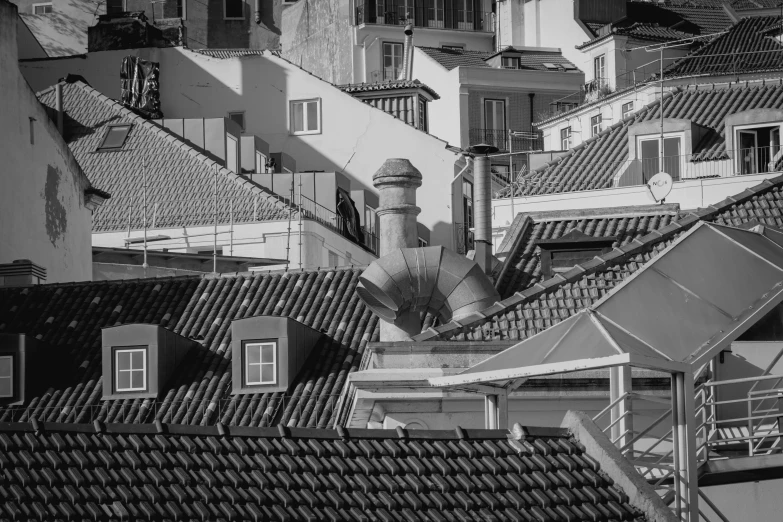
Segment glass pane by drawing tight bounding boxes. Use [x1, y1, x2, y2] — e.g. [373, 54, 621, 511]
[131, 350, 144, 370]
[261, 364, 274, 383]
[262, 344, 275, 363]
[0, 357, 11, 378]
[293, 103, 304, 133]
[0, 377, 12, 397]
[306, 102, 318, 132]
[225, 0, 243, 17]
[131, 370, 144, 389]
[117, 351, 131, 371]
[663, 137, 681, 180]
[640, 139, 659, 182]
[118, 371, 130, 390]
[246, 345, 260, 364]
[247, 364, 261, 384]
[101, 125, 130, 149]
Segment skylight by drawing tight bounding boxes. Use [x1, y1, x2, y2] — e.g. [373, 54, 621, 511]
[97, 124, 132, 151]
[543, 63, 558, 70]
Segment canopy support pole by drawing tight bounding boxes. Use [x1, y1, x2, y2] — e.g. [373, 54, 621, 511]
[484, 390, 509, 429]
[610, 365, 633, 455]
[673, 371, 699, 521]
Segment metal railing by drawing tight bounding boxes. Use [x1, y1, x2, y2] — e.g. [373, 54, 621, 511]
[355, 2, 493, 32]
[298, 195, 379, 255]
[496, 146, 783, 198]
[469, 128, 543, 153]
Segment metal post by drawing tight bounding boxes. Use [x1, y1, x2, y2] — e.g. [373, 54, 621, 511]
[675, 371, 699, 521]
[299, 174, 304, 270]
[213, 165, 218, 274]
[229, 200, 234, 256]
[671, 375, 682, 519]
[142, 160, 148, 273]
[485, 394, 498, 429]
[610, 365, 633, 454]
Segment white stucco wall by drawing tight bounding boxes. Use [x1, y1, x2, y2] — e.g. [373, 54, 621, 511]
[0, 0, 94, 283]
[523, 0, 591, 68]
[412, 48, 462, 145]
[21, 47, 462, 249]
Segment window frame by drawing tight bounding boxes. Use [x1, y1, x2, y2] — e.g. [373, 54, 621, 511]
[501, 56, 519, 69]
[560, 127, 572, 150]
[0, 355, 13, 399]
[223, 0, 244, 19]
[621, 101, 634, 119]
[289, 98, 322, 136]
[243, 340, 277, 386]
[228, 111, 246, 132]
[32, 3, 53, 14]
[96, 123, 133, 151]
[734, 122, 783, 175]
[113, 346, 147, 393]
[594, 54, 605, 86]
[382, 41, 404, 81]
[418, 237, 429, 247]
[590, 114, 602, 137]
[418, 98, 428, 132]
[636, 132, 685, 182]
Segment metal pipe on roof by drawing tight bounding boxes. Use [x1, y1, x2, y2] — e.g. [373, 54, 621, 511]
[55, 82, 64, 137]
[254, 0, 261, 23]
[398, 24, 414, 81]
[468, 144, 498, 275]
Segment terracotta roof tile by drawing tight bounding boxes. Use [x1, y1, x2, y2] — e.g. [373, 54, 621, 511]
[338, 79, 440, 99]
[36, 81, 294, 232]
[417, 46, 577, 71]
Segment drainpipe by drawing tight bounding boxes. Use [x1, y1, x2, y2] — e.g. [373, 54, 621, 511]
[398, 24, 414, 81]
[468, 144, 499, 275]
[55, 82, 64, 137]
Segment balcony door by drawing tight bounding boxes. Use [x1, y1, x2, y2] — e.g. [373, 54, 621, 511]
[383, 42, 404, 80]
[427, 0, 444, 28]
[456, 0, 473, 30]
[484, 99, 506, 151]
[638, 135, 681, 182]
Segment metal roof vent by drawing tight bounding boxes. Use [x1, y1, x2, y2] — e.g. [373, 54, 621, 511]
[0, 260, 46, 287]
[357, 246, 500, 341]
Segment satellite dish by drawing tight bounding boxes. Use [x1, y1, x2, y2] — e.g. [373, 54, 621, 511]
[647, 171, 673, 202]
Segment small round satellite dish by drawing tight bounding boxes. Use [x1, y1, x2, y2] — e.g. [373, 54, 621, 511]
[647, 171, 673, 202]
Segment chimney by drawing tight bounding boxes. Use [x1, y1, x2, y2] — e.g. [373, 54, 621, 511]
[55, 82, 64, 136]
[397, 24, 414, 81]
[0, 260, 47, 287]
[467, 144, 499, 275]
[255, 0, 261, 23]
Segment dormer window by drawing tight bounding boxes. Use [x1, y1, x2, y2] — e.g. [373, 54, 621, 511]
[735, 123, 782, 175]
[637, 133, 683, 182]
[114, 347, 147, 392]
[502, 56, 519, 69]
[0, 356, 12, 398]
[244, 341, 277, 385]
[537, 230, 616, 278]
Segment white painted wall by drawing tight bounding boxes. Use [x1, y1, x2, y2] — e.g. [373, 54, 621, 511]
[492, 171, 782, 229]
[412, 48, 462, 145]
[92, 218, 377, 272]
[20, 47, 462, 248]
[0, 1, 94, 283]
[522, 0, 591, 68]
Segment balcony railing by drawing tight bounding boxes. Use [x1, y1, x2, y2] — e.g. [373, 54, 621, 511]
[355, 2, 493, 32]
[297, 195, 379, 256]
[469, 128, 543, 153]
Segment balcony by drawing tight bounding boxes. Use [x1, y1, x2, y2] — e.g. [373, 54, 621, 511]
[355, 2, 493, 33]
[297, 195, 380, 256]
[469, 128, 543, 153]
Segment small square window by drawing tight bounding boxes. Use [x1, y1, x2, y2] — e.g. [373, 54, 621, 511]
[591, 114, 602, 137]
[97, 124, 132, 151]
[290, 99, 321, 135]
[244, 342, 276, 385]
[622, 101, 634, 119]
[501, 57, 518, 69]
[224, 0, 244, 19]
[0, 355, 13, 398]
[115, 347, 147, 392]
[33, 3, 52, 14]
[228, 111, 245, 131]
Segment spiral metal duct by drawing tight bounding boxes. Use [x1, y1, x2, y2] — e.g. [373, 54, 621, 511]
[357, 246, 500, 330]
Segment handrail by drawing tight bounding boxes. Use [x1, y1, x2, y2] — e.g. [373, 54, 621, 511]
[698, 489, 731, 522]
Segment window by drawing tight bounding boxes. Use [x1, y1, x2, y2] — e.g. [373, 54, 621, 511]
[97, 124, 132, 151]
[621, 101, 634, 119]
[484, 99, 506, 150]
[290, 99, 321, 135]
[328, 250, 339, 266]
[418, 99, 428, 132]
[228, 111, 245, 131]
[224, 0, 244, 19]
[556, 102, 578, 113]
[591, 114, 602, 137]
[226, 134, 239, 173]
[244, 342, 276, 385]
[638, 135, 682, 182]
[383, 42, 404, 81]
[114, 347, 147, 392]
[418, 238, 428, 247]
[537, 231, 615, 278]
[441, 44, 464, 50]
[255, 152, 267, 174]
[365, 205, 378, 237]
[501, 56, 519, 69]
[594, 54, 605, 87]
[32, 3, 52, 13]
[461, 179, 474, 252]
[0, 356, 12, 398]
[177, 0, 185, 18]
[560, 127, 572, 150]
[735, 124, 782, 175]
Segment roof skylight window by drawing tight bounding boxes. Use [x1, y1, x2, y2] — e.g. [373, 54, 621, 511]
[97, 123, 132, 151]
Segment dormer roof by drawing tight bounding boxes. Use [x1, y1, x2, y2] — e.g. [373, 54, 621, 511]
[417, 46, 579, 72]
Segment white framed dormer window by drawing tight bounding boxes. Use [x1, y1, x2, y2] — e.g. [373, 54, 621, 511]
[734, 122, 783, 176]
[501, 56, 519, 69]
[224, 0, 244, 19]
[591, 114, 602, 137]
[244, 341, 276, 385]
[560, 127, 572, 150]
[621, 101, 634, 119]
[32, 3, 52, 13]
[290, 99, 321, 135]
[636, 133, 684, 182]
[114, 347, 147, 392]
[0, 355, 12, 398]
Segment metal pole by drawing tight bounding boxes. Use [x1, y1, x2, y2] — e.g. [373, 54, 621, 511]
[229, 200, 234, 256]
[213, 165, 218, 274]
[298, 174, 304, 270]
[680, 371, 699, 521]
[671, 375, 682, 520]
[485, 394, 498, 429]
[142, 160, 148, 273]
[285, 177, 294, 269]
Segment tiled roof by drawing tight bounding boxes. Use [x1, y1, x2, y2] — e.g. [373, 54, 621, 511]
[338, 79, 440, 99]
[37, 81, 293, 232]
[417, 173, 783, 341]
[577, 23, 696, 50]
[494, 206, 682, 299]
[0, 268, 379, 428]
[193, 49, 268, 59]
[664, 16, 783, 79]
[515, 81, 783, 197]
[0, 421, 646, 522]
[659, 6, 733, 34]
[416, 46, 578, 72]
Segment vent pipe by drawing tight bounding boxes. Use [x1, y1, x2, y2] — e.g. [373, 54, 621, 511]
[397, 23, 414, 81]
[254, 0, 261, 23]
[55, 82, 64, 137]
[467, 144, 498, 275]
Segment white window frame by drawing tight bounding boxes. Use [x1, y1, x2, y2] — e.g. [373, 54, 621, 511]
[290, 98, 321, 136]
[734, 122, 783, 175]
[560, 127, 572, 150]
[244, 341, 277, 385]
[594, 54, 605, 85]
[228, 111, 245, 131]
[32, 3, 52, 14]
[0, 355, 13, 398]
[255, 151, 267, 174]
[590, 114, 602, 136]
[621, 101, 634, 119]
[223, 0, 244, 20]
[636, 132, 685, 180]
[114, 348, 147, 392]
[382, 42, 404, 81]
